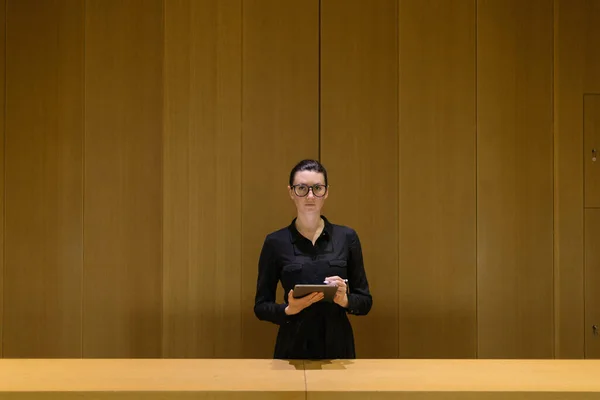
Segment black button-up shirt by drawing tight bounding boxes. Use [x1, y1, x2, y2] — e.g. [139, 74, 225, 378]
[254, 215, 372, 359]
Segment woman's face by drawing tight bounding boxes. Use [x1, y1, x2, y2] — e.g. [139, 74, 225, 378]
[288, 170, 328, 215]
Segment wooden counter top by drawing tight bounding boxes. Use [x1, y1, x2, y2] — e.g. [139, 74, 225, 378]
[1, 359, 599, 399]
[0, 359, 305, 400]
[304, 359, 600, 399]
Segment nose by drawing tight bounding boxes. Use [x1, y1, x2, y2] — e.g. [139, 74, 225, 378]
[307, 189, 316, 198]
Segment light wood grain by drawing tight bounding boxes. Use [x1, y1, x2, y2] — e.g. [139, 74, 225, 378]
[83, 0, 163, 357]
[304, 359, 600, 397]
[2, 359, 600, 400]
[320, 0, 399, 359]
[398, 0, 477, 358]
[4, 0, 84, 357]
[241, 0, 319, 358]
[0, 395, 301, 400]
[0, 359, 304, 400]
[477, 0, 554, 358]
[163, 0, 242, 358]
[0, 359, 304, 392]
[309, 394, 600, 400]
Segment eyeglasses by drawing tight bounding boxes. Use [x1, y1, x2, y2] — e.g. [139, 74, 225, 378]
[291, 184, 328, 197]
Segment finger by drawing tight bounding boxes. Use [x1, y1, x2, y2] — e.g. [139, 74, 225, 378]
[301, 293, 317, 304]
[311, 292, 324, 301]
[304, 292, 324, 305]
[326, 279, 346, 289]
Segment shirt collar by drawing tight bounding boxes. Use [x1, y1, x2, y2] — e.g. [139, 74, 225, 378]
[289, 215, 332, 243]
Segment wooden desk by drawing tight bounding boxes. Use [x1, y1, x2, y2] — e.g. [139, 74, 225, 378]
[0, 359, 305, 399]
[1, 359, 600, 399]
[304, 359, 600, 399]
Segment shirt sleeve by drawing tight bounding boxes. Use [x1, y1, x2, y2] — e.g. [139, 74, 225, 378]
[345, 230, 373, 316]
[253, 236, 293, 325]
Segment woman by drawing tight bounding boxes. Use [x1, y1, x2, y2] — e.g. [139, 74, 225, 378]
[253, 159, 373, 359]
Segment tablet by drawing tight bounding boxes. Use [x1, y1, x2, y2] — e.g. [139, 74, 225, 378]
[293, 284, 338, 302]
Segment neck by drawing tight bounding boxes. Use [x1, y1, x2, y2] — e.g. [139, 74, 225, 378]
[295, 213, 322, 234]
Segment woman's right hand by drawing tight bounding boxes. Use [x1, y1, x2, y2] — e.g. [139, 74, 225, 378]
[285, 289, 324, 315]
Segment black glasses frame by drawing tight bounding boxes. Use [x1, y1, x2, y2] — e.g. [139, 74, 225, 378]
[291, 184, 328, 197]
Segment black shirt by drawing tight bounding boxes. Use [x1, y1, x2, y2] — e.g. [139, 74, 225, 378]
[253, 215, 373, 359]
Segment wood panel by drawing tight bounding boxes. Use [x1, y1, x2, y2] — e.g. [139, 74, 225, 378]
[321, 0, 398, 358]
[83, 0, 163, 357]
[397, 0, 476, 358]
[241, 0, 319, 358]
[4, 0, 83, 357]
[477, 0, 554, 358]
[163, 0, 242, 358]
[0, 0, 4, 359]
[553, 0, 584, 359]
[584, 97, 600, 208]
[553, 0, 600, 359]
[583, 0, 600, 93]
[585, 209, 600, 358]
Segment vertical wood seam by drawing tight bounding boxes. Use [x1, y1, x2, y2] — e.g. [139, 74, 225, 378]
[237, 0, 243, 358]
[396, 0, 400, 359]
[552, 0, 558, 360]
[583, 93, 587, 357]
[160, 0, 165, 358]
[1, 0, 5, 360]
[81, 0, 87, 359]
[475, 0, 479, 359]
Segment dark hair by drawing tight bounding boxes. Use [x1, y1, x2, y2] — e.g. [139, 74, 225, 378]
[289, 159, 328, 186]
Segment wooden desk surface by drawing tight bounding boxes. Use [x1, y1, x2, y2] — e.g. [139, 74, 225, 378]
[1, 359, 600, 400]
[304, 359, 600, 399]
[0, 359, 305, 400]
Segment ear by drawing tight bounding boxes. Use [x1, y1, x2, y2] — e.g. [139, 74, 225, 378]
[287, 185, 294, 200]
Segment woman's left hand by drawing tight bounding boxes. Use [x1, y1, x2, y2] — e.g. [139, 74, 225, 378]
[324, 276, 348, 308]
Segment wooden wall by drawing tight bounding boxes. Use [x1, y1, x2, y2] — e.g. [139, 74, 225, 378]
[396, 0, 476, 358]
[477, 0, 555, 358]
[162, 0, 244, 359]
[554, 0, 600, 359]
[5, 0, 84, 357]
[1, 0, 599, 359]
